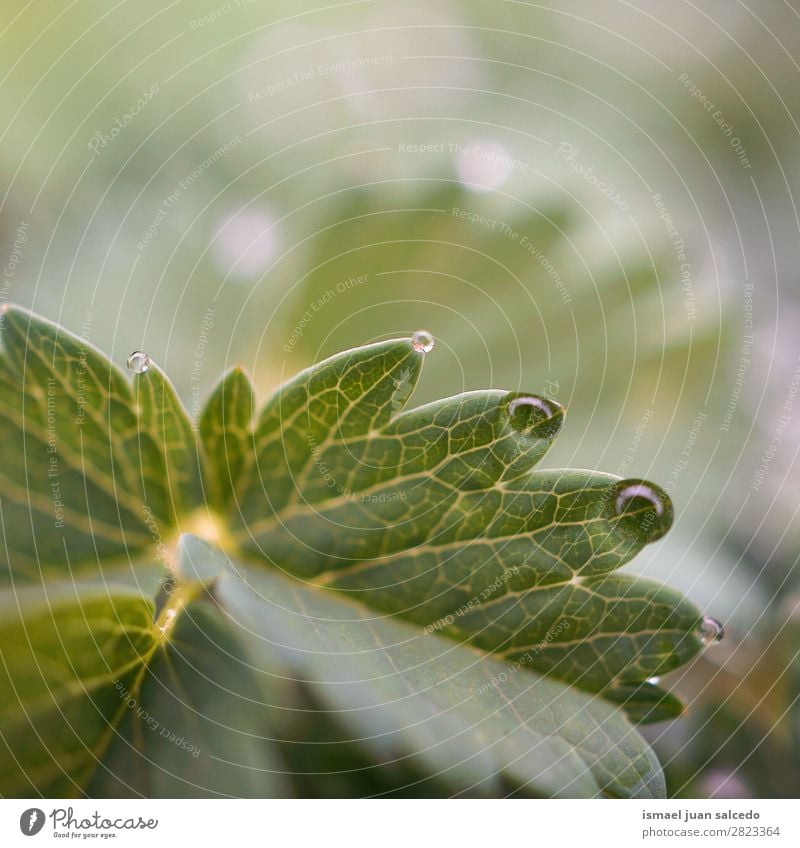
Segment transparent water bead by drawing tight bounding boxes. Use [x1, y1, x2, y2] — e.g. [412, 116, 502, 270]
[411, 330, 435, 353]
[699, 616, 724, 645]
[506, 393, 564, 440]
[127, 351, 151, 374]
[646, 676, 661, 686]
[609, 479, 673, 543]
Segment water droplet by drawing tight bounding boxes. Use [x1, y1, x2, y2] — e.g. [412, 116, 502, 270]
[646, 676, 661, 686]
[699, 616, 724, 645]
[127, 351, 151, 374]
[506, 393, 564, 439]
[608, 479, 673, 543]
[411, 330, 435, 354]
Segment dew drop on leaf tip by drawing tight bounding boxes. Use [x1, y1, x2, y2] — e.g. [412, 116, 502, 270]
[609, 479, 674, 543]
[698, 616, 724, 645]
[411, 330, 435, 353]
[127, 350, 151, 374]
[505, 393, 564, 439]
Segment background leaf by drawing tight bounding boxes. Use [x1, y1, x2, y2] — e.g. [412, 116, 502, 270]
[90, 596, 290, 798]
[217, 563, 666, 798]
[0, 579, 157, 796]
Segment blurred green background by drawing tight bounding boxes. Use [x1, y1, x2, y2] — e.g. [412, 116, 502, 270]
[2, 0, 799, 797]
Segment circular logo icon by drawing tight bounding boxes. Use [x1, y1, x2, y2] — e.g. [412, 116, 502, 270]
[19, 809, 45, 836]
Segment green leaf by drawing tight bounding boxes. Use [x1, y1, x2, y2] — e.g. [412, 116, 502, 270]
[233, 337, 424, 533]
[131, 361, 205, 521]
[199, 367, 255, 513]
[218, 564, 666, 798]
[0, 579, 158, 796]
[0, 306, 712, 797]
[208, 337, 704, 713]
[0, 306, 204, 578]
